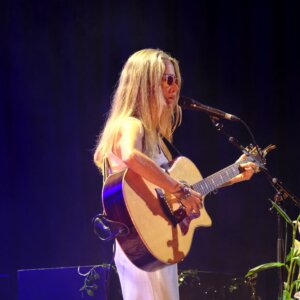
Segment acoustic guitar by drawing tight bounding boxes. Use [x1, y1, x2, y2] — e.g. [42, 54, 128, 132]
[102, 145, 274, 271]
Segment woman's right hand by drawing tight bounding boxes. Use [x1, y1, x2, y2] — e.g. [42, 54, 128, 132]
[173, 185, 203, 216]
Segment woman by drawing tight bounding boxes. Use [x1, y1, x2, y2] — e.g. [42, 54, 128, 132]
[94, 48, 256, 300]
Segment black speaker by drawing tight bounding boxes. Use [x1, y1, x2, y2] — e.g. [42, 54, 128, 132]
[18, 265, 122, 300]
[0, 273, 12, 300]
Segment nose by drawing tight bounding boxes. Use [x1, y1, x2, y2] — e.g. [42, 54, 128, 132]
[170, 82, 179, 93]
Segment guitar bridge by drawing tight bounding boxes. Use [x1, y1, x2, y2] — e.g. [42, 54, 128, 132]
[155, 188, 187, 226]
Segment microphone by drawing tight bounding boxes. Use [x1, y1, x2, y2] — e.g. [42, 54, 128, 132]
[179, 96, 240, 122]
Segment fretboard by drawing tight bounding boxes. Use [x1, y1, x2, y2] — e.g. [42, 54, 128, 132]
[193, 158, 251, 196]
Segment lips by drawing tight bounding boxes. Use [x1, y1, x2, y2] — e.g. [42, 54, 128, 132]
[167, 97, 176, 105]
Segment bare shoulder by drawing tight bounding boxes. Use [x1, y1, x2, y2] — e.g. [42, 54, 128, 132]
[120, 117, 144, 136]
[116, 117, 145, 153]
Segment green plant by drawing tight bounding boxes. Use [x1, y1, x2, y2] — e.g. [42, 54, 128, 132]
[78, 264, 117, 297]
[78, 265, 101, 297]
[178, 269, 260, 299]
[245, 200, 300, 300]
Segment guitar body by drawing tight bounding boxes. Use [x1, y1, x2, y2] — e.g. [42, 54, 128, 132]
[102, 156, 212, 271]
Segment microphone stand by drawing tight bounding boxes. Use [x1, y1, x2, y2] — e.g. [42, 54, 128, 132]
[208, 116, 266, 170]
[208, 116, 300, 299]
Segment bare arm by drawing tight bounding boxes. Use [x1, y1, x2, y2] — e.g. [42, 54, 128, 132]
[117, 118, 180, 193]
[116, 118, 202, 215]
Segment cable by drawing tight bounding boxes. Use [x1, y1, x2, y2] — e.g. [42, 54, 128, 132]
[92, 214, 128, 299]
[104, 240, 117, 300]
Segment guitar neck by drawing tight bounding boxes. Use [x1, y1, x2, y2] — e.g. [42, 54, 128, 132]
[193, 158, 251, 196]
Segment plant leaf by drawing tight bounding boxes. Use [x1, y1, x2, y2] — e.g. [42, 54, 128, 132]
[87, 289, 94, 297]
[292, 256, 300, 267]
[294, 280, 300, 291]
[286, 248, 294, 263]
[270, 200, 293, 225]
[292, 280, 300, 296]
[283, 289, 291, 300]
[286, 247, 300, 263]
[284, 282, 289, 290]
[246, 262, 285, 277]
[295, 240, 300, 252]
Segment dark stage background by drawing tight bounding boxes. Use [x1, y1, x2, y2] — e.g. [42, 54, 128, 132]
[1, 0, 300, 299]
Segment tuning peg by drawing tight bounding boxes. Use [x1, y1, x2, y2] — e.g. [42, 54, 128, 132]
[262, 144, 277, 157]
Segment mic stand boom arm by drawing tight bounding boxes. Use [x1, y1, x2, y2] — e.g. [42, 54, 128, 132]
[209, 116, 300, 206]
[209, 116, 266, 170]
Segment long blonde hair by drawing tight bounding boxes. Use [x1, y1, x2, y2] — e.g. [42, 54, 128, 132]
[94, 48, 182, 171]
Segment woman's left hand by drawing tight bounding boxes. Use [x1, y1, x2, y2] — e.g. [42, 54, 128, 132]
[231, 154, 258, 184]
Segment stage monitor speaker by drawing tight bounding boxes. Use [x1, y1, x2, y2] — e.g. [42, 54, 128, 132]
[18, 265, 121, 300]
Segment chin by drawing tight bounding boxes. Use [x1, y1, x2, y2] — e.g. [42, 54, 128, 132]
[167, 102, 176, 109]
[168, 98, 176, 105]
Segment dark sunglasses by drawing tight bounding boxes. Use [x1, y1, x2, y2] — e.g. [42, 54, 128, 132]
[162, 74, 178, 86]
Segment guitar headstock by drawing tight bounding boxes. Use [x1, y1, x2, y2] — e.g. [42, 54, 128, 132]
[245, 144, 276, 167]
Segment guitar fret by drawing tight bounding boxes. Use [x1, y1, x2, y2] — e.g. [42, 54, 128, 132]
[220, 174, 224, 182]
[206, 180, 213, 192]
[194, 162, 244, 196]
[204, 181, 209, 191]
[197, 183, 206, 196]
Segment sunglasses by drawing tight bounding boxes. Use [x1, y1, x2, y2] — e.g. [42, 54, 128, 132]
[162, 74, 179, 86]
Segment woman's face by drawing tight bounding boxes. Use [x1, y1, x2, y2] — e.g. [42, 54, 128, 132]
[161, 60, 179, 106]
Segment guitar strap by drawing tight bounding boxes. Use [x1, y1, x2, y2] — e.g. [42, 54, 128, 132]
[161, 137, 182, 160]
[102, 156, 111, 183]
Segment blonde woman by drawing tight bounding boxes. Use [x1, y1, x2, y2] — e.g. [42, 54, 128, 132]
[94, 49, 255, 300]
